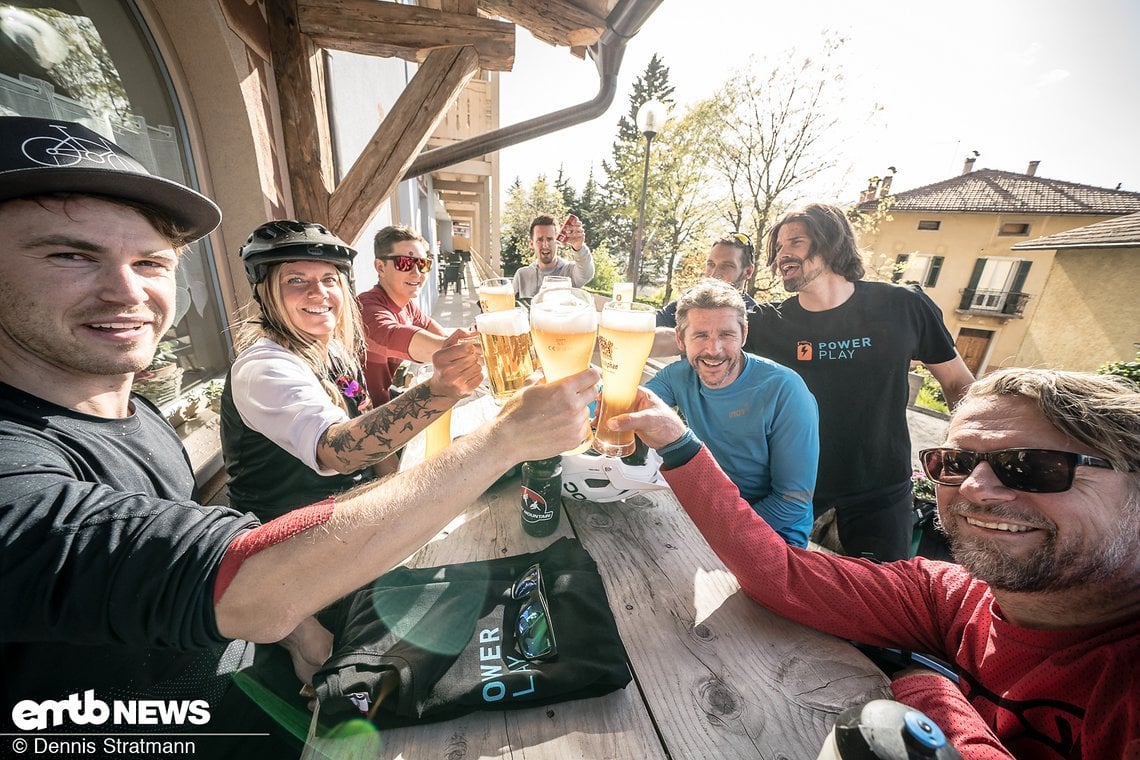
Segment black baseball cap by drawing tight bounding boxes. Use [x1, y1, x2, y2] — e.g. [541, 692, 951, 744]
[0, 116, 221, 243]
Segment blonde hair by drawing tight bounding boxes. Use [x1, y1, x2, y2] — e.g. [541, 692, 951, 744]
[233, 262, 366, 411]
[963, 368, 1140, 474]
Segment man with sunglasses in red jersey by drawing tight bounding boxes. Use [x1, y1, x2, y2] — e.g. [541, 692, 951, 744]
[611, 367, 1140, 759]
[0, 117, 600, 757]
[359, 224, 453, 406]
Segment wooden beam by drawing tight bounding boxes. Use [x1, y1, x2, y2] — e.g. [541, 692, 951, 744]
[479, 0, 605, 48]
[330, 46, 481, 242]
[433, 179, 486, 194]
[298, 0, 514, 71]
[267, 0, 333, 224]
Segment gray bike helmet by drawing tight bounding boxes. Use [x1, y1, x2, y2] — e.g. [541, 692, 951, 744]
[239, 220, 357, 286]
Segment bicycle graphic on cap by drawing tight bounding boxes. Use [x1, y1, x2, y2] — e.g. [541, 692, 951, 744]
[21, 123, 135, 170]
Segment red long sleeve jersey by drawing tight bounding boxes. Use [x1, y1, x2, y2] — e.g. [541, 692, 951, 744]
[665, 448, 1140, 759]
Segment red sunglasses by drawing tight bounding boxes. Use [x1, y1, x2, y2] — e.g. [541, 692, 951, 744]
[380, 254, 432, 273]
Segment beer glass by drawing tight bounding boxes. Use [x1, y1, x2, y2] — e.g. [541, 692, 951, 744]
[538, 275, 571, 292]
[531, 288, 598, 454]
[412, 364, 454, 459]
[593, 301, 656, 457]
[475, 307, 535, 404]
[477, 277, 515, 313]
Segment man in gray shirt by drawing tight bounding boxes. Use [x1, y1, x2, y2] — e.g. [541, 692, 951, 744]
[513, 213, 594, 299]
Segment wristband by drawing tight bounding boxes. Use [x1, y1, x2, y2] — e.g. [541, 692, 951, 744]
[657, 428, 702, 469]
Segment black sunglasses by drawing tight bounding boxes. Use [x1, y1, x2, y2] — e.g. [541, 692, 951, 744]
[919, 447, 1113, 494]
[511, 563, 557, 661]
[379, 254, 432, 273]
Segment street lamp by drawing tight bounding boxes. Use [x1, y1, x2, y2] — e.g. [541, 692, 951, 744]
[627, 99, 668, 299]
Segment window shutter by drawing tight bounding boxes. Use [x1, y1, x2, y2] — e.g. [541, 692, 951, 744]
[961, 258, 986, 310]
[926, 256, 944, 288]
[1001, 260, 1033, 315]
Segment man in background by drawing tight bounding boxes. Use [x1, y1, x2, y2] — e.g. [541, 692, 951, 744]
[512, 213, 593, 300]
[656, 232, 758, 328]
[747, 203, 974, 561]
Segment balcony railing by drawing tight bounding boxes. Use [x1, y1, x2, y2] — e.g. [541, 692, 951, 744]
[957, 289, 1031, 317]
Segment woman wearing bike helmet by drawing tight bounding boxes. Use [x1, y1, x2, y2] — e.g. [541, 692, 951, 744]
[220, 220, 481, 522]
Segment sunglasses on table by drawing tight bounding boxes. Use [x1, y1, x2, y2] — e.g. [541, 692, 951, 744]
[379, 254, 432, 273]
[918, 447, 1114, 494]
[511, 563, 558, 661]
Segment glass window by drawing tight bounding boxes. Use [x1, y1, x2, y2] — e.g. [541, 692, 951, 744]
[998, 221, 1031, 236]
[0, 1, 228, 406]
[917, 220, 941, 231]
[894, 253, 944, 288]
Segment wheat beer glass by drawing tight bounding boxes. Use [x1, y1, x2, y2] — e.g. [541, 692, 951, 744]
[412, 364, 453, 459]
[476, 307, 535, 404]
[593, 301, 655, 457]
[531, 288, 598, 454]
[477, 277, 515, 313]
[538, 275, 572, 292]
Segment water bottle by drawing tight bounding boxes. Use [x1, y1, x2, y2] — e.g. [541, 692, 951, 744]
[520, 456, 562, 537]
[816, 700, 962, 759]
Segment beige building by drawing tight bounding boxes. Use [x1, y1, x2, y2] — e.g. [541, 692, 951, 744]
[0, 0, 653, 487]
[856, 160, 1140, 375]
[1009, 212, 1140, 371]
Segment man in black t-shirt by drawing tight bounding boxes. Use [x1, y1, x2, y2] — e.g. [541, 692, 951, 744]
[0, 116, 598, 756]
[745, 204, 974, 561]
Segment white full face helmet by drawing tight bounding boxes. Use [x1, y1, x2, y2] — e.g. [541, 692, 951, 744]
[561, 446, 669, 503]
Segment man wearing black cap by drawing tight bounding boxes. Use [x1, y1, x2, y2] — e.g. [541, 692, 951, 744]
[0, 117, 599, 755]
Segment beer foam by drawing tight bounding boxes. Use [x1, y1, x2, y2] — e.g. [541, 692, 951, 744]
[531, 295, 597, 333]
[478, 283, 514, 296]
[600, 305, 656, 332]
[476, 307, 530, 336]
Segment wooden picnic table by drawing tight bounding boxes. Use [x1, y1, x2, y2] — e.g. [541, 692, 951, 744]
[303, 394, 890, 759]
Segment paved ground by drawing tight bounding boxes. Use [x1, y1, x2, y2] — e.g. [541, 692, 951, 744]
[429, 267, 951, 467]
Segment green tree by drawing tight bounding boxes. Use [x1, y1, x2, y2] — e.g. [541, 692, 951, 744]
[599, 54, 676, 281]
[575, 168, 605, 252]
[696, 33, 876, 299]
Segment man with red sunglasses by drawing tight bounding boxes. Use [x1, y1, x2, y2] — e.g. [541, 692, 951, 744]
[359, 224, 451, 407]
[612, 367, 1140, 759]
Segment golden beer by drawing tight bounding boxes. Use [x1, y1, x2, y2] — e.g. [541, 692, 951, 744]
[475, 307, 535, 403]
[593, 301, 656, 457]
[529, 288, 597, 382]
[423, 407, 453, 459]
[477, 277, 515, 313]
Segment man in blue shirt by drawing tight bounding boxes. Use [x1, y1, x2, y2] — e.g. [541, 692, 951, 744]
[646, 280, 818, 546]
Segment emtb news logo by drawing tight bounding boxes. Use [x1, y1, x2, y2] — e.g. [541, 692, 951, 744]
[11, 690, 210, 730]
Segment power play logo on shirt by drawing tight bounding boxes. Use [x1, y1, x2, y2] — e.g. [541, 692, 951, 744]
[796, 336, 872, 361]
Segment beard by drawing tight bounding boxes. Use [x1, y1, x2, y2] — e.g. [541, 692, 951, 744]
[939, 495, 1139, 593]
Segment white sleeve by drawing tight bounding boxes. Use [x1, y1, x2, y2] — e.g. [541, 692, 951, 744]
[568, 244, 595, 287]
[229, 341, 349, 475]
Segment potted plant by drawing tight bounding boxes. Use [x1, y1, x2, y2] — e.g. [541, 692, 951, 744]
[203, 380, 225, 413]
[133, 340, 183, 405]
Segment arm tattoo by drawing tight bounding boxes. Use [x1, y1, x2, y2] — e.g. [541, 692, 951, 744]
[322, 383, 448, 469]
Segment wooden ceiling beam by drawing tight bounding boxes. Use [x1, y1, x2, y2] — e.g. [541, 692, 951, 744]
[479, 0, 605, 49]
[298, 0, 515, 71]
[433, 179, 486, 194]
[267, 0, 333, 224]
[330, 45, 481, 242]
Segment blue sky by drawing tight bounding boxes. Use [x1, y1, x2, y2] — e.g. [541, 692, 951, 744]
[497, 0, 1140, 204]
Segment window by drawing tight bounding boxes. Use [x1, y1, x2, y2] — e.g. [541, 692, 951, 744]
[960, 257, 1032, 314]
[917, 220, 941, 231]
[998, 222, 1031, 236]
[0, 1, 229, 407]
[892, 253, 944, 288]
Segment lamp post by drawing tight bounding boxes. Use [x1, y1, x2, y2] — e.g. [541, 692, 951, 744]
[626, 99, 667, 300]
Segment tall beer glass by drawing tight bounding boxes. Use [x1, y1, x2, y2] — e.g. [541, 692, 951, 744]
[531, 288, 598, 454]
[475, 307, 535, 404]
[477, 277, 515, 313]
[538, 275, 572, 292]
[593, 301, 655, 457]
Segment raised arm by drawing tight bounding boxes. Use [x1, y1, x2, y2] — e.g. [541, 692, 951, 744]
[214, 367, 601, 643]
[316, 330, 482, 473]
[924, 355, 974, 409]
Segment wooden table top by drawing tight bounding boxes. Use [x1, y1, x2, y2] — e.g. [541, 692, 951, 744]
[304, 394, 890, 759]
